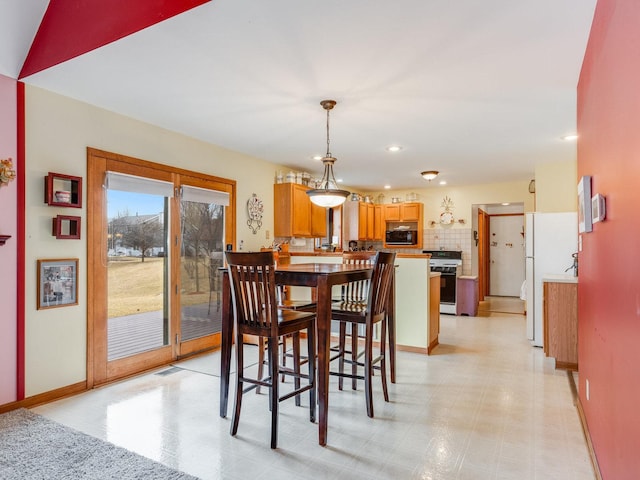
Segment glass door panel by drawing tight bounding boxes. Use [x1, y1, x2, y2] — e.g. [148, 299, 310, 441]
[107, 190, 169, 361]
[179, 200, 225, 343]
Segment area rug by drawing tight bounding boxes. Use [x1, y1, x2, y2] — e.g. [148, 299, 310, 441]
[0, 409, 199, 480]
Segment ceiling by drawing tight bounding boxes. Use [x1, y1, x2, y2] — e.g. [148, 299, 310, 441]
[0, 1, 597, 192]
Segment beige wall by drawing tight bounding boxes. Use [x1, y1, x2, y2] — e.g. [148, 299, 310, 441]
[369, 180, 534, 227]
[25, 86, 281, 396]
[534, 159, 577, 212]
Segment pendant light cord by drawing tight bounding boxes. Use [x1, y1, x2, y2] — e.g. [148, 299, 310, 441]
[326, 107, 331, 158]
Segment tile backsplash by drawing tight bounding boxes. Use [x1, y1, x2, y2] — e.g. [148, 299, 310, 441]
[423, 228, 473, 275]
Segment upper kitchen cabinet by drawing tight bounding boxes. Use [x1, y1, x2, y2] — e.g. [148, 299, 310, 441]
[343, 200, 383, 242]
[384, 202, 421, 222]
[274, 183, 326, 238]
[383, 202, 424, 249]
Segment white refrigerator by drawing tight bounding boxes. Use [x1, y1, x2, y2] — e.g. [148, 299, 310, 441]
[524, 212, 578, 347]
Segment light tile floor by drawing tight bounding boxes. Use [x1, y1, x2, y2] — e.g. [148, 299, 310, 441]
[33, 299, 595, 480]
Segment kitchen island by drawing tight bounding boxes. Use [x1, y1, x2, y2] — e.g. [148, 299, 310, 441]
[288, 252, 436, 354]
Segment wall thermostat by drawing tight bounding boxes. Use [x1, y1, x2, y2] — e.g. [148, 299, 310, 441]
[592, 193, 606, 223]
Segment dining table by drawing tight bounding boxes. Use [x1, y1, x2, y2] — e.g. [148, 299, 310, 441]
[219, 261, 395, 446]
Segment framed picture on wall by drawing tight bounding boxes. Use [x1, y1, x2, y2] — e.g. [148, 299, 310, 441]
[37, 258, 78, 309]
[578, 175, 592, 233]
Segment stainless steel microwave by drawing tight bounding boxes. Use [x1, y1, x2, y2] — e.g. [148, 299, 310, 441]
[385, 230, 418, 245]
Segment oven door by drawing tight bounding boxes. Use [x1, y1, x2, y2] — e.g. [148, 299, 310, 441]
[439, 272, 457, 304]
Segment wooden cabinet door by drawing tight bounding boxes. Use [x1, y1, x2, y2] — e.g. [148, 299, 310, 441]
[384, 204, 401, 221]
[543, 282, 578, 370]
[311, 203, 327, 237]
[366, 203, 375, 240]
[402, 203, 421, 221]
[356, 202, 368, 240]
[291, 184, 311, 236]
[373, 205, 384, 240]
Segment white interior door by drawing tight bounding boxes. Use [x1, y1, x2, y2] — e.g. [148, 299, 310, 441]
[489, 215, 525, 296]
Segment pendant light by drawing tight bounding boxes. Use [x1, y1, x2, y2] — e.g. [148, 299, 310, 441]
[306, 100, 350, 208]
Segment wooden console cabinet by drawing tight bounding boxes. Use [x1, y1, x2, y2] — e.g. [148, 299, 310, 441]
[543, 280, 578, 370]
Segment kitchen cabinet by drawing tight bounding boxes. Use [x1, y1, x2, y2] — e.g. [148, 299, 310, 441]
[543, 279, 578, 370]
[384, 204, 401, 221]
[383, 202, 424, 249]
[383, 202, 422, 222]
[373, 205, 384, 240]
[343, 200, 382, 242]
[428, 272, 441, 354]
[274, 183, 327, 238]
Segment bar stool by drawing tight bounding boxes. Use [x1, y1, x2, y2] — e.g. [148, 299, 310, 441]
[330, 251, 396, 417]
[226, 251, 316, 449]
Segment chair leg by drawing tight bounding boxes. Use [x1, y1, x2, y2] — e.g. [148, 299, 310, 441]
[307, 324, 316, 423]
[338, 322, 346, 390]
[280, 334, 288, 382]
[230, 335, 244, 436]
[380, 318, 389, 402]
[256, 338, 265, 394]
[351, 323, 358, 390]
[292, 332, 301, 406]
[268, 337, 279, 449]
[364, 323, 374, 418]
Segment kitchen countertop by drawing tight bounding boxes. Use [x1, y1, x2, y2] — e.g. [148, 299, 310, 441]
[542, 273, 578, 283]
[290, 251, 431, 259]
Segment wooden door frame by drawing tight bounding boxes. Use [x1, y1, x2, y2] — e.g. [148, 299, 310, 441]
[477, 208, 489, 301]
[87, 148, 236, 388]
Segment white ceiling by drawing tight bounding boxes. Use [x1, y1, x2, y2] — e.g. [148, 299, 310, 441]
[0, 0, 597, 192]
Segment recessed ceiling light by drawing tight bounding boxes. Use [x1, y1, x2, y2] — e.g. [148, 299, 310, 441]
[561, 134, 578, 141]
[386, 145, 403, 152]
[384, 185, 391, 189]
[312, 155, 323, 160]
[336, 178, 343, 183]
[439, 180, 447, 185]
[501, 203, 510, 206]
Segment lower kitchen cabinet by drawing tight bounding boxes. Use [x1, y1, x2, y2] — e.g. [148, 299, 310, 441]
[543, 280, 578, 370]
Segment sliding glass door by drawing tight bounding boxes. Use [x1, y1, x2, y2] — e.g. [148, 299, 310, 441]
[176, 183, 228, 356]
[87, 149, 235, 387]
[106, 190, 170, 361]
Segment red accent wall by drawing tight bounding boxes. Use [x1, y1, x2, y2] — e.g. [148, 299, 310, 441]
[20, 0, 210, 78]
[577, 0, 640, 478]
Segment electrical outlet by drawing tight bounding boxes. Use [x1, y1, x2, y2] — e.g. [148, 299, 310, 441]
[265, 230, 270, 240]
[586, 379, 590, 401]
[239, 240, 244, 251]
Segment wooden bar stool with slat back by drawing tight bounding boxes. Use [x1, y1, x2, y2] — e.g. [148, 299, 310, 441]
[225, 251, 316, 449]
[334, 251, 376, 390]
[330, 251, 396, 417]
[255, 249, 316, 402]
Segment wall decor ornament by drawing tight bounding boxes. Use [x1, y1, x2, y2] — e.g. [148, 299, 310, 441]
[37, 258, 79, 309]
[246, 193, 263, 234]
[578, 175, 592, 233]
[0, 157, 16, 186]
[440, 196, 455, 225]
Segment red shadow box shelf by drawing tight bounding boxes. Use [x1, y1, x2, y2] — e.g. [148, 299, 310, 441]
[44, 172, 82, 208]
[52, 215, 81, 240]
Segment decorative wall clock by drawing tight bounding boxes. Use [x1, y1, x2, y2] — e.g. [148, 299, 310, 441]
[247, 193, 263, 234]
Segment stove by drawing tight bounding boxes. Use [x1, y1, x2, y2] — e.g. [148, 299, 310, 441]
[423, 250, 462, 314]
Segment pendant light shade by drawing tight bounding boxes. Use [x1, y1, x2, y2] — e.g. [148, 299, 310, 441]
[307, 100, 350, 208]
